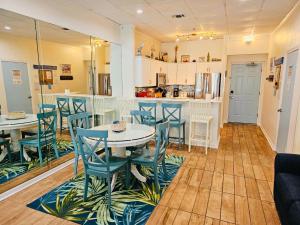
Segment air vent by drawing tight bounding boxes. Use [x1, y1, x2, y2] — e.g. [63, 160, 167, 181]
[172, 14, 185, 19]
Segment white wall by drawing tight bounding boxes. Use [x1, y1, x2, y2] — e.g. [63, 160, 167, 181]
[0, 0, 121, 44]
[260, 2, 300, 152]
[135, 30, 161, 59]
[0, 33, 88, 114]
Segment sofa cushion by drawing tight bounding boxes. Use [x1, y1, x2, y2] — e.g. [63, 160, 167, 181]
[288, 201, 300, 225]
[275, 173, 300, 210]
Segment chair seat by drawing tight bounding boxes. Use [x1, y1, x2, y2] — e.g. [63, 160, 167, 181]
[19, 136, 53, 145]
[169, 119, 186, 127]
[87, 156, 128, 173]
[144, 117, 163, 126]
[0, 137, 9, 145]
[190, 116, 213, 123]
[131, 149, 155, 163]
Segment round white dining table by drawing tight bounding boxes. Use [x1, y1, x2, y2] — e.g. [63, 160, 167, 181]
[0, 114, 38, 162]
[89, 123, 155, 184]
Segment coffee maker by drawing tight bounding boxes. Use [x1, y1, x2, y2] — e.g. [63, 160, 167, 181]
[173, 87, 179, 97]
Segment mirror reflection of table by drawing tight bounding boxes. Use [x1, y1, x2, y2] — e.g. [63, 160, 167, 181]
[89, 123, 155, 187]
[0, 114, 38, 162]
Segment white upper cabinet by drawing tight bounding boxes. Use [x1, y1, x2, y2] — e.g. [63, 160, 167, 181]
[167, 63, 177, 85]
[135, 56, 151, 87]
[186, 63, 197, 85]
[177, 63, 197, 85]
[197, 62, 223, 73]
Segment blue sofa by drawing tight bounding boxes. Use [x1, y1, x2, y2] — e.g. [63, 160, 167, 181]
[274, 153, 300, 225]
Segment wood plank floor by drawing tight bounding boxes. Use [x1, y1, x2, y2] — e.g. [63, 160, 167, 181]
[0, 124, 281, 225]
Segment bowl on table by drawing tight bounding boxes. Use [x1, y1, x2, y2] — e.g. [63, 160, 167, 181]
[6, 111, 26, 120]
[111, 121, 126, 133]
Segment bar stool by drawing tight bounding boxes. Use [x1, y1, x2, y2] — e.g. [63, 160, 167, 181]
[72, 97, 87, 114]
[57, 97, 72, 134]
[92, 96, 115, 125]
[138, 102, 163, 129]
[188, 100, 212, 154]
[161, 103, 185, 149]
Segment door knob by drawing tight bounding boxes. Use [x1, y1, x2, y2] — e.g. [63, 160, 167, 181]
[28, 96, 32, 99]
[277, 108, 282, 112]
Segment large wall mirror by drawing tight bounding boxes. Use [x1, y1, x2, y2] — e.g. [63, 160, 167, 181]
[0, 8, 119, 193]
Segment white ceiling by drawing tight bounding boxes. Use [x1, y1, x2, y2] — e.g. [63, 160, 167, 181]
[0, 9, 92, 46]
[73, 0, 299, 42]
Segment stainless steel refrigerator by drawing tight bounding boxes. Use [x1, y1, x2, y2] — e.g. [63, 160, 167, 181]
[98, 73, 112, 96]
[194, 72, 222, 99]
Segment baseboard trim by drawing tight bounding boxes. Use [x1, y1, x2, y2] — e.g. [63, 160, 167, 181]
[260, 125, 276, 151]
[0, 159, 74, 202]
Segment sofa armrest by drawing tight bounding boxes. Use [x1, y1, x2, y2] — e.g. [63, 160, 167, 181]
[275, 153, 300, 176]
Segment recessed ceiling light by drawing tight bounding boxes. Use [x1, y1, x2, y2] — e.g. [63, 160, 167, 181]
[199, 36, 203, 40]
[176, 37, 180, 42]
[4, 25, 11, 30]
[209, 36, 214, 40]
[136, 9, 143, 14]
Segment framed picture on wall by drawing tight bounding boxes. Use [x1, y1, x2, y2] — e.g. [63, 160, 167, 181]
[181, 55, 190, 63]
[39, 69, 53, 85]
[61, 64, 71, 75]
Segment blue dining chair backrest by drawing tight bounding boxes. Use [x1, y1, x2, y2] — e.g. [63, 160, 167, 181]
[37, 110, 57, 143]
[77, 127, 110, 172]
[138, 102, 157, 121]
[130, 110, 151, 124]
[57, 97, 71, 116]
[161, 103, 182, 124]
[72, 98, 87, 114]
[39, 104, 56, 113]
[154, 120, 169, 160]
[68, 112, 91, 175]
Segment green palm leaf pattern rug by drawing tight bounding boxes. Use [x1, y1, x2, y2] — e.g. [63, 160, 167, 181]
[0, 140, 74, 184]
[27, 155, 184, 225]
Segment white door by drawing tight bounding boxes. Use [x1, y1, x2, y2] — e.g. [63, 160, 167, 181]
[276, 50, 298, 153]
[2, 61, 33, 113]
[228, 64, 261, 123]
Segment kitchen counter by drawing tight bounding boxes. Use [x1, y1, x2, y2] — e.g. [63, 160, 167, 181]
[134, 97, 222, 103]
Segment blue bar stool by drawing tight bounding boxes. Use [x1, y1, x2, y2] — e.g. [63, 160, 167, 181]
[57, 97, 72, 134]
[161, 103, 186, 149]
[138, 102, 163, 129]
[72, 97, 87, 114]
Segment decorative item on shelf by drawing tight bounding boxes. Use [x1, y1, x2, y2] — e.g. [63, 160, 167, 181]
[137, 43, 144, 56]
[174, 45, 178, 63]
[198, 56, 206, 62]
[212, 58, 222, 62]
[266, 74, 274, 82]
[181, 55, 190, 63]
[207, 52, 210, 62]
[111, 120, 127, 133]
[162, 52, 168, 62]
[150, 46, 155, 59]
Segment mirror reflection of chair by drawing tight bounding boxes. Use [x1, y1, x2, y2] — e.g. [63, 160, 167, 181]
[130, 120, 169, 193]
[57, 97, 72, 134]
[67, 112, 91, 175]
[0, 138, 11, 162]
[161, 103, 186, 149]
[76, 127, 130, 207]
[72, 98, 87, 114]
[19, 111, 59, 165]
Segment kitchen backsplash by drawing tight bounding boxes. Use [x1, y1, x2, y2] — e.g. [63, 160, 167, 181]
[135, 85, 195, 98]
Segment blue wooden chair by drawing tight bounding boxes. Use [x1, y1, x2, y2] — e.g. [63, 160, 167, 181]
[57, 97, 72, 134]
[76, 127, 130, 207]
[138, 102, 163, 129]
[0, 138, 11, 162]
[22, 104, 57, 138]
[161, 103, 186, 149]
[19, 111, 59, 165]
[68, 112, 91, 175]
[72, 98, 87, 114]
[131, 121, 169, 193]
[130, 110, 151, 124]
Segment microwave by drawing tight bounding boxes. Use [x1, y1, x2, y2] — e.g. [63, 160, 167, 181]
[156, 73, 166, 86]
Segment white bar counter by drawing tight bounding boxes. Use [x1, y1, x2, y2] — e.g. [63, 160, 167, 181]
[40, 93, 223, 149]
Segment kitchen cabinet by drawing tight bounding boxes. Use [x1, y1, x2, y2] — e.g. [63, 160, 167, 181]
[135, 56, 151, 87]
[197, 62, 223, 73]
[177, 63, 197, 85]
[167, 63, 177, 85]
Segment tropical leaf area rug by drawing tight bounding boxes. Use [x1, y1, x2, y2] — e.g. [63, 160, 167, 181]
[27, 154, 184, 225]
[0, 140, 74, 184]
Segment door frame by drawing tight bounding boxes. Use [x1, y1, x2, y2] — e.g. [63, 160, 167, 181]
[0, 59, 33, 114]
[227, 60, 265, 124]
[275, 47, 300, 153]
